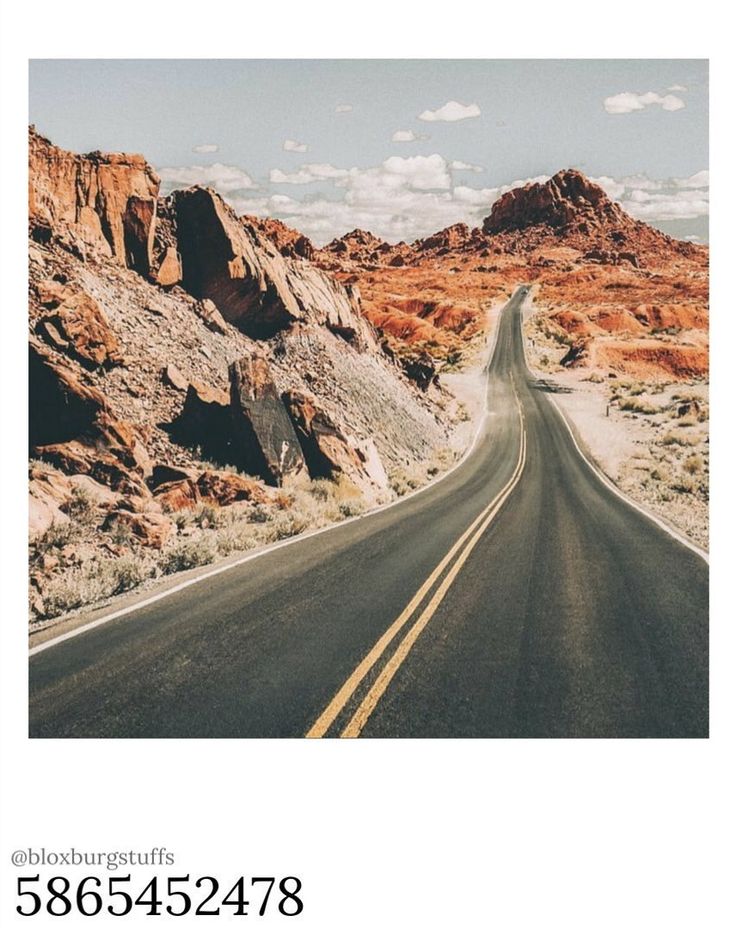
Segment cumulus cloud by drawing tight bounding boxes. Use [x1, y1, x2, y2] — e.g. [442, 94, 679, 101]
[391, 129, 427, 143]
[158, 163, 256, 193]
[192, 143, 219, 154]
[283, 139, 308, 153]
[418, 100, 481, 122]
[184, 153, 708, 246]
[668, 84, 688, 92]
[335, 104, 353, 113]
[450, 159, 484, 173]
[270, 163, 350, 185]
[591, 171, 709, 222]
[603, 91, 685, 114]
[675, 170, 709, 188]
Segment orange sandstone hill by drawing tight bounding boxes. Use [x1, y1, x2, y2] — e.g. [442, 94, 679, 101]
[304, 170, 709, 381]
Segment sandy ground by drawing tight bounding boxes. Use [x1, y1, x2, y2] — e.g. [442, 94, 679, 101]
[523, 303, 709, 550]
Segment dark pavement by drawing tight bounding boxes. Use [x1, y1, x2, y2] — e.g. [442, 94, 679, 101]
[29, 287, 708, 738]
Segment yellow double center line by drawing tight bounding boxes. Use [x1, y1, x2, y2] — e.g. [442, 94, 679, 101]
[306, 390, 527, 739]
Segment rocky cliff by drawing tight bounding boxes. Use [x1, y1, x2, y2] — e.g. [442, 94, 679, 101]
[29, 127, 160, 272]
[28, 129, 454, 623]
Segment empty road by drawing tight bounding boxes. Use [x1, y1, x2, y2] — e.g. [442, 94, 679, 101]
[29, 287, 708, 738]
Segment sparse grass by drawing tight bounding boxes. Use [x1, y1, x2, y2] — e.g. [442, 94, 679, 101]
[162, 536, 218, 574]
[107, 519, 134, 547]
[37, 555, 155, 620]
[618, 397, 660, 415]
[63, 487, 97, 528]
[193, 503, 220, 529]
[671, 474, 698, 495]
[660, 430, 699, 447]
[31, 440, 458, 623]
[683, 453, 705, 475]
[35, 519, 80, 552]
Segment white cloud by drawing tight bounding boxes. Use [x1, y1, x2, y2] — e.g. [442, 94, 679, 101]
[192, 143, 219, 154]
[392, 129, 424, 142]
[418, 100, 481, 122]
[380, 154, 451, 189]
[158, 163, 256, 193]
[603, 91, 685, 114]
[450, 159, 484, 173]
[668, 84, 688, 92]
[207, 157, 709, 246]
[270, 163, 350, 185]
[283, 139, 308, 153]
[591, 170, 709, 222]
[335, 104, 353, 113]
[675, 170, 709, 188]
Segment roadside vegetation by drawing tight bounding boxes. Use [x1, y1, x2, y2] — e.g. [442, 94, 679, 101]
[29, 447, 462, 624]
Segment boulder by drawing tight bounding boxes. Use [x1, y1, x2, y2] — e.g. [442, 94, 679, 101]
[152, 245, 182, 287]
[400, 352, 439, 392]
[169, 379, 231, 462]
[229, 356, 307, 486]
[283, 390, 388, 500]
[196, 298, 230, 335]
[197, 470, 271, 506]
[162, 363, 188, 391]
[36, 285, 123, 368]
[104, 509, 173, 548]
[29, 340, 106, 447]
[154, 478, 201, 512]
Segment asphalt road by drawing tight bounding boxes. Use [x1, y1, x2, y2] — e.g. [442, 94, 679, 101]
[29, 287, 708, 738]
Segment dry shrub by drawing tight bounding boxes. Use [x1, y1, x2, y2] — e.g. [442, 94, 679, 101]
[163, 536, 218, 574]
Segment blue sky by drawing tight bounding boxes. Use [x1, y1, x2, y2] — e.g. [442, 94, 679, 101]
[29, 59, 709, 244]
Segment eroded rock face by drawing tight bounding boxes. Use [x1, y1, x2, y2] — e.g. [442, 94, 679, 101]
[229, 356, 307, 486]
[483, 170, 624, 234]
[35, 283, 123, 368]
[29, 340, 106, 447]
[283, 390, 388, 500]
[241, 215, 314, 260]
[172, 187, 375, 346]
[150, 197, 182, 287]
[173, 187, 302, 337]
[29, 127, 159, 267]
[169, 380, 232, 462]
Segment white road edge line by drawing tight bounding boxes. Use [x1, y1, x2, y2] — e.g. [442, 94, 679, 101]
[519, 290, 709, 565]
[29, 295, 517, 656]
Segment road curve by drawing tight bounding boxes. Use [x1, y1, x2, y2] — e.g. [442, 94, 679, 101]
[29, 288, 708, 738]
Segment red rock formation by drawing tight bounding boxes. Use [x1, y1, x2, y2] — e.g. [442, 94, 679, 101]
[229, 356, 307, 486]
[484, 170, 624, 234]
[29, 127, 160, 270]
[241, 215, 314, 260]
[35, 282, 123, 368]
[172, 187, 375, 346]
[283, 390, 388, 499]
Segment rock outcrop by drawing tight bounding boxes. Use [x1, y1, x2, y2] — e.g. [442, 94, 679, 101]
[483, 170, 625, 234]
[283, 390, 389, 500]
[34, 281, 124, 368]
[29, 127, 160, 270]
[241, 215, 315, 260]
[229, 356, 307, 486]
[171, 187, 375, 347]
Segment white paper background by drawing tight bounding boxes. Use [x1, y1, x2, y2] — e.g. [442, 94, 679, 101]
[1, 4, 732, 925]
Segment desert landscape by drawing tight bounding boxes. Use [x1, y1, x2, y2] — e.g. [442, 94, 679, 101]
[28, 130, 708, 626]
